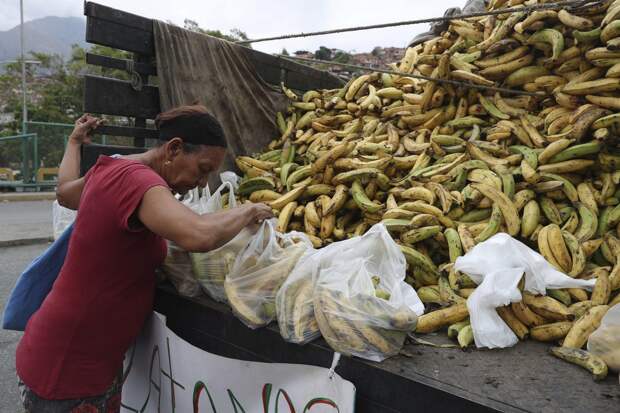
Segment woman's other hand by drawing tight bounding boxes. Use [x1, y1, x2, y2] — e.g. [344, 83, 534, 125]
[69, 114, 103, 145]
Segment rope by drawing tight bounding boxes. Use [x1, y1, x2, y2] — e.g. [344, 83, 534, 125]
[276, 54, 545, 96]
[236, 0, 597, 44]
[125, 60, 143, 91]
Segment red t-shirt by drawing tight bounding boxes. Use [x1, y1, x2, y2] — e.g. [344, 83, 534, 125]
[16, 156, 169, 399]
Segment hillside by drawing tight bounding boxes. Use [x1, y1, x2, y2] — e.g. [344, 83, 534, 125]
[0, 16, 87, 62]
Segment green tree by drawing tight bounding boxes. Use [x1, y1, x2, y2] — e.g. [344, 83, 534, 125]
[333, 51, 351, 64]
[314, 46, 332, 61]
[183, 19, 251, 47]
[281, 48, 290, 56]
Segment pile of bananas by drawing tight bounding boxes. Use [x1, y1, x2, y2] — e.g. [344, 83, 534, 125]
[235, 0, 620, 379]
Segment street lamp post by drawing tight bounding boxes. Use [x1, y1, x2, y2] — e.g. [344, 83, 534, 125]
[20, 0, 27, 134]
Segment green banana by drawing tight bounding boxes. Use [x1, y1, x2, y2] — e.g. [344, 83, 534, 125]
[548, 141, 602, 164]
[400, 245, 439, 277]
[280, 162, 299, 186]
[475, 205, 503, 242]
[445, 228, 463, 263]
[574, 203, 599, 242]
[527, 29, 565, 62]
[539, 173, 579, 203]
[459, 208, 492, 222]
[500, 172, 516, 199]
[401, 226, 442, 244]
[510, 145, 538, 169]
[351, 180, 382, 213]
[540, 196, 563, 225]
[286, 165, 312, 191]
[479, 95, 509, 120]
[238, 176, 276, 196]
[573, 27, 602, 44]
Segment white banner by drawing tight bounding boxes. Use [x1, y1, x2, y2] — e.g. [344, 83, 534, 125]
[121, 313, 356, 413]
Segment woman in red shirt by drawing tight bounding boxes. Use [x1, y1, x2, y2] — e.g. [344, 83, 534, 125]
[15, 105, 273, 413]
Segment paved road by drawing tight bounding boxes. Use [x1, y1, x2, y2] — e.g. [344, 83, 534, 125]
[0, 243, 47, 412]
[0, 200, 54, 242]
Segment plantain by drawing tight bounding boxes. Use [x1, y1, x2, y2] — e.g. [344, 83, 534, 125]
[550, 347, 608, 381]
[563, 305, 609, 349]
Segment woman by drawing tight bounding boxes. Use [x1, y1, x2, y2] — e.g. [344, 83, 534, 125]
[15, 105, 273, 412]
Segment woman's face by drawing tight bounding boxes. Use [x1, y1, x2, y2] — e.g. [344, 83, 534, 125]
[163, 140, 227, 195]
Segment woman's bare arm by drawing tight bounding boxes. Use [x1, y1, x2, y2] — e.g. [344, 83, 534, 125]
[138, 186, 273, 252]
[56, 115, 101, 210]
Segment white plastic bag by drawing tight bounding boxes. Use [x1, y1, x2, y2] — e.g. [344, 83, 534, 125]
[159, 187, 207, 298]
[160, 242, 203, 297]
[313, 224, 424, 362]
[588, 303, 620, 373]
[225, 219, 311, 329]
[52, 200, 77, 240]
[190, 181, 250, 302]
[219, 171, 240, 191]
[454, 233, 596, 349]
[276, 232, 387, 345]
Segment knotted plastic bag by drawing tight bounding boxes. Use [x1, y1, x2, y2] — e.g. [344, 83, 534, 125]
[225, 219, 311, 329]
[313, 224, 424, 361]
[588, 303, 620, 373]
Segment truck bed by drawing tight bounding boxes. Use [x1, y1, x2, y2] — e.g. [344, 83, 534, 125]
[154, 285, 620, 413]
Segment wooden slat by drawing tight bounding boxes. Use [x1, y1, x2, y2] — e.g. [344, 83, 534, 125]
[86, 16, 154, 55]
[243, 48, 344, 90]
[86, 53, 157, 76]
[84, 2, 152, 31]
[94, 125, 159, 139]
[80, 143, 147, 176]
[84, 3, 342, 89]
[84, 75, 160, 118]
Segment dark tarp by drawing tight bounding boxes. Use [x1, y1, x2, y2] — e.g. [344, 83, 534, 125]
[153, 20, 289, 188]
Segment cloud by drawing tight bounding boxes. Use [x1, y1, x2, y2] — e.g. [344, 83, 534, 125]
[1, 0, 464, 54]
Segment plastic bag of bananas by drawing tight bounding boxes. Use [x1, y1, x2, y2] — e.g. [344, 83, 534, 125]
[159, 187, 207, 298]
[276, 231, 375, 344]
[588, 303, 620, 372]
[313, 224, 424, 361]
[225, 219, 311, 329]
[190, 181, 250, 302]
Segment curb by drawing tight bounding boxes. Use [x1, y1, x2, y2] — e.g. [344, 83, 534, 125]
[0, 237, 53, 248]
[0, 193, 56, 202]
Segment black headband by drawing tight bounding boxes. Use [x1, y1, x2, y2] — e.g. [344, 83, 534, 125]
[158, 113, 227, 147]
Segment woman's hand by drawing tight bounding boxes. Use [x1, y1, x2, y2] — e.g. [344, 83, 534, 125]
[68, 114, 103, 145]
[246, 202, 274, 224]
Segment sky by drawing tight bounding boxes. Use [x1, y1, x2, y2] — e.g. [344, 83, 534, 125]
[0, 0, 464, 54]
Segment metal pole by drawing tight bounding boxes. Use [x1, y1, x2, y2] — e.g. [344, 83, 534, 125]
[20, 0, 27, 133]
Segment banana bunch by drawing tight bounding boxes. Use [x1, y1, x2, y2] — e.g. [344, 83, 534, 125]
[276, 275, 320, 343]
[224, 235, 309, 329]
[313, 281, 417, 360]
[234, 0, 620, 373]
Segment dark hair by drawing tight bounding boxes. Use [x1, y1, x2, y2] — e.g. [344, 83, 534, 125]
[155, 105, 227, 148]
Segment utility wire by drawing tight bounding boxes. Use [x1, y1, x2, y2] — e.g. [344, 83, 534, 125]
[236, 0, 597, 44]
[276, 54, 545, 96]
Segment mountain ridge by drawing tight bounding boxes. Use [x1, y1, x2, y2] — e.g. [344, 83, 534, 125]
[0, 16, 88, 62]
